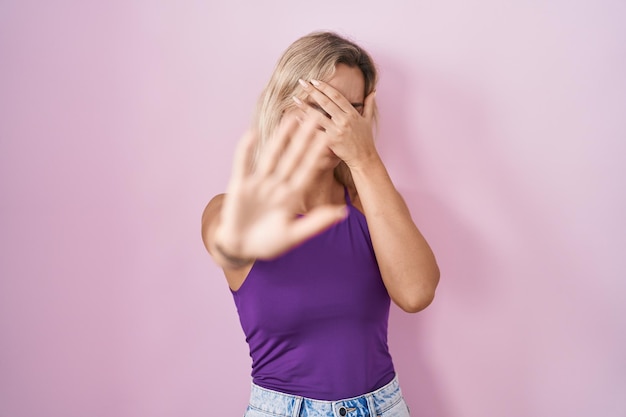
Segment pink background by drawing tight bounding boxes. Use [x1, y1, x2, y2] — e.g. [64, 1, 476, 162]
[1, 1, 625, 416]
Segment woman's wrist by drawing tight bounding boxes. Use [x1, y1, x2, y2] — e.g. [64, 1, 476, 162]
[348, 151, 383, 175]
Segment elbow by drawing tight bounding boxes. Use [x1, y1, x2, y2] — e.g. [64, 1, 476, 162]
[396, 292, 435, 314]
[394, 270, 440, 314]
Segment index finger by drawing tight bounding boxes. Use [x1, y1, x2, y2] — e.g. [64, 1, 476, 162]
[309, 79, 361, 115]
[298, 79, 345, 119]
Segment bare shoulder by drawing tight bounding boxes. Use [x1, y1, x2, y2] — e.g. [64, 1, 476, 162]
[200, 193, 253, 291]
[201, 193, 226, 251]
[202, 193, 226, 224]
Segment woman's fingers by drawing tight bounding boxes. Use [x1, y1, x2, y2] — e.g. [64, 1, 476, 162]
[303, 79, 360, 115]
[287, 205, 347, 247]
[254, 115, 299, 177]
[273, 117, 320, 181]
[363, 90, 377, 121]
[253, 111, 329, 187]
[230, 129, 257, 183]
[288, 128, 332, 191]
[292, 97, 335, 132]
[297, 79, 348, 120]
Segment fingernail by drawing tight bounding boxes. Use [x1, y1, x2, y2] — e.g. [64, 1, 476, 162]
[310, 79, 320, 87]
[298, 79, 309, 89]
[292, 96, 303, 105]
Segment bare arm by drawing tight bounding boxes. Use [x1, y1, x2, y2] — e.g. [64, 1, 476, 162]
[351, 158, 440, 313]
[201, 193, 254, 290]
[200, 119, 347, 290]
[295, 79, 440, 313]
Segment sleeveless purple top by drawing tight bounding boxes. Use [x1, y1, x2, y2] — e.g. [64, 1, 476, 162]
[231, 189, 395, 400]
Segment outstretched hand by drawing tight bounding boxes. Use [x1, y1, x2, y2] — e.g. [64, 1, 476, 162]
[213, 116, 348, 262]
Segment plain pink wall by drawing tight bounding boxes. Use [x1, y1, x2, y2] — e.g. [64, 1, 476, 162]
[1, 1, 625, 416]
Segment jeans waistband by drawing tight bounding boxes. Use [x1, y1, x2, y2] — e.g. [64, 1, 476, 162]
[248, 375, 403, 417]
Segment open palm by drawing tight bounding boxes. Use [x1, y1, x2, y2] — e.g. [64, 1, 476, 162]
[214, 116, 347, 260]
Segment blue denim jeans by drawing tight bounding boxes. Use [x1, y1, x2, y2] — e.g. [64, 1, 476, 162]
[244, 375, 410, 417]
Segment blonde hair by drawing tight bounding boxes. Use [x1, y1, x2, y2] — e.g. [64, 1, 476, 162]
[252, 31, 378, 188]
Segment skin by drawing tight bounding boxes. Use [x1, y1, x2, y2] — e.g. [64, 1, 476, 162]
[201, 64, 440, 313]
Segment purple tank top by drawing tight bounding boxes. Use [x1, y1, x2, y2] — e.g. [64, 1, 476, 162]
[231, 188, 395, 400]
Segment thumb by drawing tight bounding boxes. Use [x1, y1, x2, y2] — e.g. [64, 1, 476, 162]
[287, 205, 348, 246]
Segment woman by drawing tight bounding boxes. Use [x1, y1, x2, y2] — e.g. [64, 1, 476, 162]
[201, 31, 439, 417]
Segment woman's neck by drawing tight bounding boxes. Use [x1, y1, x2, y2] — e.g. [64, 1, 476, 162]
[297, 170, 345, 213]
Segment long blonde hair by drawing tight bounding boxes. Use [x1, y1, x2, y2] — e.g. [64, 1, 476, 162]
[253, 31, 378, 188]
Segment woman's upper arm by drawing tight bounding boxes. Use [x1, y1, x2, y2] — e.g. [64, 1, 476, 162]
[201, 193, 254, 290]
